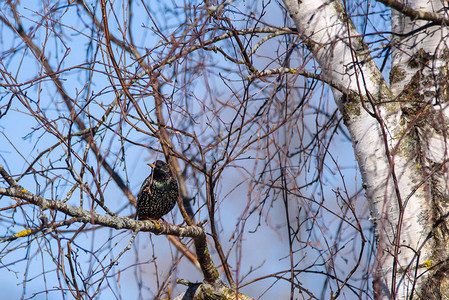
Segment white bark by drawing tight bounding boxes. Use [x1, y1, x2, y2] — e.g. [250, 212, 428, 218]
[283, 0, 449, 298]
[389, 1, 449, 298]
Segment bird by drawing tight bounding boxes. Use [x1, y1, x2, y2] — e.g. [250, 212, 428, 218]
[136, 160, 178, 220]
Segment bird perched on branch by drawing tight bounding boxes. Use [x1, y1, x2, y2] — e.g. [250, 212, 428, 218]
[137, 160, 178, 220]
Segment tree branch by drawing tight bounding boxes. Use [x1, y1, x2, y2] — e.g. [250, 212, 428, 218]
[0, 185, 202, 237]
[376, 0, 449, 25]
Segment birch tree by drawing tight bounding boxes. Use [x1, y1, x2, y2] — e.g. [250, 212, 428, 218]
[282, 0, 449, 298]
[0, 0, 448, 299]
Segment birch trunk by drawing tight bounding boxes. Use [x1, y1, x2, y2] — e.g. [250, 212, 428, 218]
[283, 0, 449, 298]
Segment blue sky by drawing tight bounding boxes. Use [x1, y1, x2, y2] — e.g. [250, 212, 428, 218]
[0, 1, 391, 298]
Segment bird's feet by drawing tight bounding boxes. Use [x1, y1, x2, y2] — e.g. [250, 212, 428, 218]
[143, 217, 161, 229]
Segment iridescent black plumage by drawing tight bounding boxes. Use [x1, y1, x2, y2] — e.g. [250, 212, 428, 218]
[137, 160, 178, 220]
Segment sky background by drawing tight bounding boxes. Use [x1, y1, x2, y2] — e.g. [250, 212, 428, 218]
[0, 0, 391, 299]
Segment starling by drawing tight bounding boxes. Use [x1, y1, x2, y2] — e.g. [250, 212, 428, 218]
[136, 160, 178, 220]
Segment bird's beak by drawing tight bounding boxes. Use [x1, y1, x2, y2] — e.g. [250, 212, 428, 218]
[148, 163, 155, 168]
